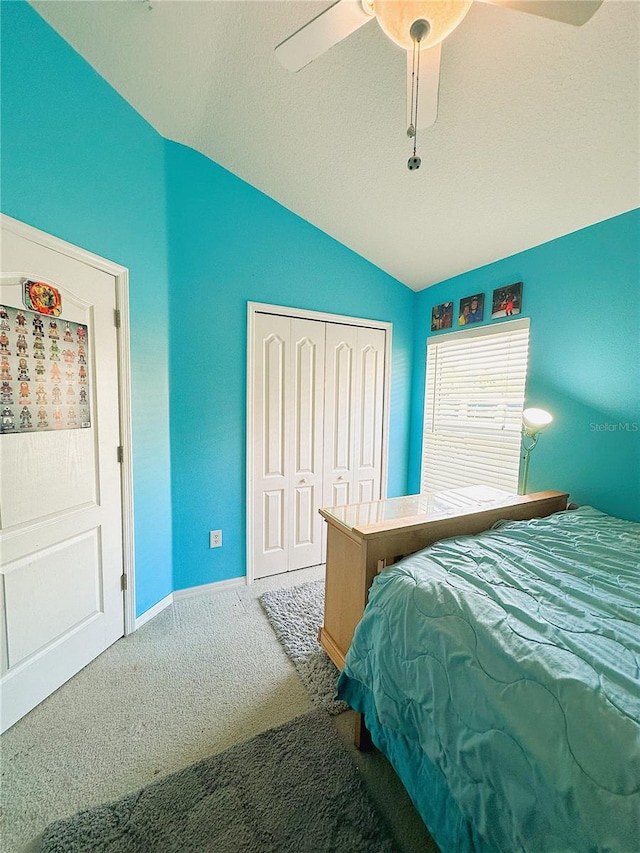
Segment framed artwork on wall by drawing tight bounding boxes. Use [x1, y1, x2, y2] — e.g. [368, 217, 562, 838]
[458, 293, 484, 325]
[431, 301, 453, 331]
[492, 282, 523, 319]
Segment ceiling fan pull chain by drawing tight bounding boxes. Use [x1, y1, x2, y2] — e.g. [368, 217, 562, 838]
[407, 40, 417, 140]
[413, 45, 421, 156]
[408, 31, 422, 171]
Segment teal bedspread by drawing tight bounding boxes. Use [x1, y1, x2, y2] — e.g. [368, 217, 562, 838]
[337, 507, 640, 853]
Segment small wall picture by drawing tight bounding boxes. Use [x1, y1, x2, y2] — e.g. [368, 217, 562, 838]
[431, 301, 453, 331]
[24, 280, 62, 316]
[458, 293, 484, 326]
[492, 282, 523, 319]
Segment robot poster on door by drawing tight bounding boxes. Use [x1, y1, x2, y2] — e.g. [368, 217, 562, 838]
[0, 303, 91, 434]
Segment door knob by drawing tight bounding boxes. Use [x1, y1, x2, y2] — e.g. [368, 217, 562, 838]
[337, 476, 344, 481]
[299, 478, 307, 485]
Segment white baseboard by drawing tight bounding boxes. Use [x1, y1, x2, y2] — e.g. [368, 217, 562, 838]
[134, 577, 247, 629]
[135, 592, 174, 630]
[172, 576, 247, 601]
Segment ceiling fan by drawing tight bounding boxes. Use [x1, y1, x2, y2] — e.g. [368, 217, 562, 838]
[276, 0, 603, 168]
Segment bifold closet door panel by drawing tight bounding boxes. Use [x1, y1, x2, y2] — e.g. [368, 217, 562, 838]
[252, 314, 325, 577]
[323, 323, 357, 508]
[288, 318, 325, 571]
[323, 324, 385, 509]
[253, 313, 290, 577]
[352, 325, 385, 504]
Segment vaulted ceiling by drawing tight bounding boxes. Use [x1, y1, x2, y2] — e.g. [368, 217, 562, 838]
[31, 0, 639, 290]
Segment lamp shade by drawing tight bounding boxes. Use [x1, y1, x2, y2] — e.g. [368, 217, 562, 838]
[374, 0, 473, 50]
[522, 407, 553, 438]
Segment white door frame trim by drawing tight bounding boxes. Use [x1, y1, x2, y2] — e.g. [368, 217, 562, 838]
[246, 301, 392, 585]
[1, 214, 136, 634]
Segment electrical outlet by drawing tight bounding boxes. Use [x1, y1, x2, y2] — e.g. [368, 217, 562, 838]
[209, 529, 222, 549]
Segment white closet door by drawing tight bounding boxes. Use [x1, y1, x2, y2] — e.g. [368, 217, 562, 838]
[323, 324, 386, 508]
[252, 315, 325, 578]
[250, 308, 388, 580]
[253, 313, 290, 577]
[352, 326, 386, 504]
[323, 324, 357, 507]
[288, 318, 325, 571]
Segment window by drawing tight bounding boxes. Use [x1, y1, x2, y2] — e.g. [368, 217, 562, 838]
[421, 318, 530, 494]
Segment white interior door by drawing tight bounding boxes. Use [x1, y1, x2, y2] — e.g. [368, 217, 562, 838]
[352, 325, 386, 504]
[323, 323, 386, 508]
[323, 323, 357, 507]
[0, 226, 124, 733]
[289, 318, 325, 571]
[253, 313, 290, 577]
[252, 314, 325, 578]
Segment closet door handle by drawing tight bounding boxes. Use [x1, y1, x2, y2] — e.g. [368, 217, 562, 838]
[299, 478, 307, 485]
[337, 476, 344, 481]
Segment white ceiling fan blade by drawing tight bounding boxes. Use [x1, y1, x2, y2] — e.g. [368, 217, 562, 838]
[477, 0, 603, 27]
[275, 0, 374, 72]
[407, 44, 441, 132]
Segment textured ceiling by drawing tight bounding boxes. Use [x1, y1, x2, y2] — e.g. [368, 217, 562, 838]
[31, 0, 639, 290]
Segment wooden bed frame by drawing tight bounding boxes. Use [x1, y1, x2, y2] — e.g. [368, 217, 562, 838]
[318, 490, 569, 747]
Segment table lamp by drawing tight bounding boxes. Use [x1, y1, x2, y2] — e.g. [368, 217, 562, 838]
[520, 408, 553, 494]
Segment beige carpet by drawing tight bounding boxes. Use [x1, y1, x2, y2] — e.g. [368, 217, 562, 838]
[1, 565, 437, 853]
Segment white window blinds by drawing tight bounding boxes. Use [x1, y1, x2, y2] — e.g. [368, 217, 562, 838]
[421, 318, 530, 494]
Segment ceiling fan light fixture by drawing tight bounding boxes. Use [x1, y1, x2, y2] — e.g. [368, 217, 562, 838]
[374, 0, 473, 50]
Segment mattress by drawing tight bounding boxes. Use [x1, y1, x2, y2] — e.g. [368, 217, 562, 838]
[337, 506, 640, 852]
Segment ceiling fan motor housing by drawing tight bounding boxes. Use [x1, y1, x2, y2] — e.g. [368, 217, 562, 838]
[410, 19, 431, 44]
[374, 0, 473, 50]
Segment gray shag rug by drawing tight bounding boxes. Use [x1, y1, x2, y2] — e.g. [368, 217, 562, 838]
[259, 579, 349, 715]
[36, 710, 396, 853]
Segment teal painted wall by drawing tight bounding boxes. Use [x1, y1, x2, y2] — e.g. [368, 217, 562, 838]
[409, 209, 640, 521]
[165, 143, 414, 590]
[0, 1, 173, 615]
[1, 2, 413, 603]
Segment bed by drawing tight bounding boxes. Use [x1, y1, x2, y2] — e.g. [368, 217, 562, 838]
[336, 505, 640, 853]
